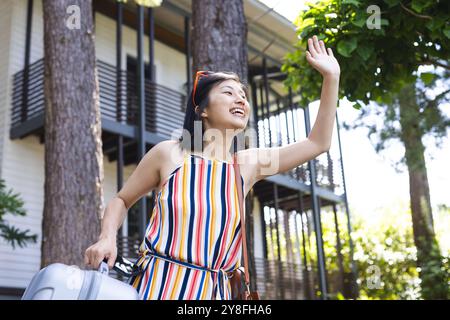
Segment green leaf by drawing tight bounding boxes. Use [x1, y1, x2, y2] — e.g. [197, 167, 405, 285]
[420, 72, 436, 85]
[358, 44, 374, 61]
[342, 0, 360, 6]
[0, 178, 37, 249]
[300, 26, 314, 39]
[411, 0, 429, 13]
[299, 17, 315, 30]
[425, 17, 445, 31]
[118, 0, 163, 7]
[337, 38, 358, 57]
[353, 102, 362, 110]
[380, 19, 389, 26]
[336, 292, 345, 300]
[444, 28, 450, 39]
[383, 0, 400, 7]
[352, 16, 367, 28]
[133, 0, 163, 7]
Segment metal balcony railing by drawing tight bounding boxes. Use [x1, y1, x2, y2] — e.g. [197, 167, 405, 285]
[11, 58, 187, 140]
[256, 104, 344, 194]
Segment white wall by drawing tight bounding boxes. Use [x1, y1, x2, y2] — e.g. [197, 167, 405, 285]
[0, 0, 44, 178]
[0, 0, 44, 290]
[0, 0, 14, 178]
[94, 12, 187, 94]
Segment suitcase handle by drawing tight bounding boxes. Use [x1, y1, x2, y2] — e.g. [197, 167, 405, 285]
[101, 255, 142, 278]
[98, 261, 109, 275]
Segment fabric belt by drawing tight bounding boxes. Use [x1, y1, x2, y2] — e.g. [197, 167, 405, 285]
[137, 249, 233, 300]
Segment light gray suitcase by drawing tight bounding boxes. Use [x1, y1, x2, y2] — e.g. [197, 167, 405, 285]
[22, 257, 140, 300]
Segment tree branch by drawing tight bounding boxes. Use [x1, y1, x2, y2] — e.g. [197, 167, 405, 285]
[400, 2, 432, 20]
[433, 88, 450, 102]
[423, 88, 450, 111]
[420, 59, 450, 70]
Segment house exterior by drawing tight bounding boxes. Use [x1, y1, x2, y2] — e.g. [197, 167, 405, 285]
[0, 0, 357, 300]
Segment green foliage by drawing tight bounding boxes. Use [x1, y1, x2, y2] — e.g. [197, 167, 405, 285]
[310, 202, 449, 299]
[282, 0, 450, 109]
[420, 72, 435, 85]
[0, 179, 37, 249]
[116, 0, 163, 8]
[350, 207, 421, 299]
[283, 2, 450, 298]
[413, 232, 449, 299]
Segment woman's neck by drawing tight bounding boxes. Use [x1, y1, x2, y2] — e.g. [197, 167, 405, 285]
[191, 149, 234, 163]
[191, 141, 234, 162]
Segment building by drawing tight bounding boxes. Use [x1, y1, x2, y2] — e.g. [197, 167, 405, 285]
[0, 0, 357, 299]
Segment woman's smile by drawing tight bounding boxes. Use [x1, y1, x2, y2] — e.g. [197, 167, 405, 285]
[229, 106, 246, 118]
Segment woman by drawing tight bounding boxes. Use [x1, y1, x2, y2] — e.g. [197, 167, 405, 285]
[84, 35, 340, 300]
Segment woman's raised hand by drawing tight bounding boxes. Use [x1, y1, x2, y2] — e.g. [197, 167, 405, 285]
[305, 35, 340, 77]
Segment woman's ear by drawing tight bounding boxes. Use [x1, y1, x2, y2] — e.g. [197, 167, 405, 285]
[199, 108, 208, 119]
[194, 106, 207, 119]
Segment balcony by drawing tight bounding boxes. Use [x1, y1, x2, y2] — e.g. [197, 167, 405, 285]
[10, 57, 187, 165]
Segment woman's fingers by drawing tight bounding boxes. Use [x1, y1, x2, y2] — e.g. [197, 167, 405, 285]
[313, 35, 322, 55]
[94, 251, 105, 270]
[84, 237, 118, 270]
[107, 252, 117, 269]
[84, 247, 92, 266]
[85, 245, 101, 269]
[308, 38, 317, 56]
[327, 47, 334, 57]
[319, 40, 327, 54]
[308, 35, 328, 57]
[305, 51, 315, 64]
[84, 254, 89, 266]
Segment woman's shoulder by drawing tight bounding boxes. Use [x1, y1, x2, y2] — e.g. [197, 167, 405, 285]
[155, 139, 185, 166]
[235, 148, 255, 163]
[155, 139, 182, 155]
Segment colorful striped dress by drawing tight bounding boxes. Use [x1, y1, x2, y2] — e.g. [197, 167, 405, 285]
[128, 151, 244, 300]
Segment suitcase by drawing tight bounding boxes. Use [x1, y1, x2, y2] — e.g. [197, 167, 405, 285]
[22, 255, 140, 300]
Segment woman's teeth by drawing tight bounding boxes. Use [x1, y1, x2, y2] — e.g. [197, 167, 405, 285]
[230, 108, 245, 117]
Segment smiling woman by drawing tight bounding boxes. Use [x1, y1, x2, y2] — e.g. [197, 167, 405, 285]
[178, 70, 250, 157]
[85, 34, 340, 300]
[122, 70, 254, 300]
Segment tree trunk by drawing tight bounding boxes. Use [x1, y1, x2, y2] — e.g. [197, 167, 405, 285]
[398, 83, 448, 299]
[191, 0, 255, 287]
[191, 0, 248, 81]
[41, 0, 103, 268]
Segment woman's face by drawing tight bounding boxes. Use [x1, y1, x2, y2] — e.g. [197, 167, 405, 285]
[200, 78, 250, 132]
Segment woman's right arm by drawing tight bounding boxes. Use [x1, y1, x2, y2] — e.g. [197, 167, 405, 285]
[84, 140, 168, 269]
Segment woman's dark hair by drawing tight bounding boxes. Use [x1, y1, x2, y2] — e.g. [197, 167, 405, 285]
[177, 71, 249, 153]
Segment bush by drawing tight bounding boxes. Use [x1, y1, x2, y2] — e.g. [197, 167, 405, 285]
[0, 179, 37, 249]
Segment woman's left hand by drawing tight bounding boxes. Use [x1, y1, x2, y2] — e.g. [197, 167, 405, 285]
[306, 35, 340, 77]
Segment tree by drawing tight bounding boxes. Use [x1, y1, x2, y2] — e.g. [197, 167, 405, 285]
[282, 0, 449, 298]
[191, 0, 248, 79]
[0, 179, 37, 249]
[41, 0, 103, 268]
[190, 0, 255, 287]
